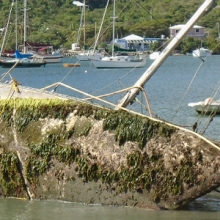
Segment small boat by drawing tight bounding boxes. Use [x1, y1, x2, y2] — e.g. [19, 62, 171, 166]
[32, 54, 63, 63]
[192, 47, 212, 57]
[1, 57, 46, 68]
[76, 51, 104, 61]
[92, 55, 146, 68]
[149, 51, 161, 60]
[188, 97, 220, 114]
[63, 63, 81, 67]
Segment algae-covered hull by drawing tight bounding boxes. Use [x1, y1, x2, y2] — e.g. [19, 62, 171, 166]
[0, 0, 219, 209]
[0, 97, 220, 210]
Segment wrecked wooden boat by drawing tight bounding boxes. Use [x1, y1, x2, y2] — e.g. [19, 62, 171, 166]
[0, 0, 219, 210]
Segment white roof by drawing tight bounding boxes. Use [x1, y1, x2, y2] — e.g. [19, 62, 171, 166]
[72, 1, 87, 7]
[122, 34, 144, 41]
[169, 24, 204, 30]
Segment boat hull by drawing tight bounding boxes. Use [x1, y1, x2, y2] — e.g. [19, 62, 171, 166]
[188, 102, 220, 114]
[192, 47, 212, 57]
[92, 56, 146, 68]
[33, 55, 63, 63]
[76, 52, 104, 61]
[149, 51, 161, 60]
[1, 61, 46, 68]
[0, 93, 220, 210]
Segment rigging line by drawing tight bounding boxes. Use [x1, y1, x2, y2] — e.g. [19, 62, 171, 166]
[115, 78, 153, 117]
[138, 88, 153, 117]
[194, 82, 220, 132]
[150, 38, 171, 55]
[88, 0, 131, 50]
[134, 0, 161, 24]
[198, 84, 220, 134]
[200, 110, 217, 135]
[116, 0, 132, 18]
[0, 1, 15, 55]
[83, 67, 140, 98]
[170, 57, 207, 121]
[83, 0, 130, 51]
[81, 85, 143, 102]
[92, 0, 110, 53]
[50, 61, 81, 92]
[4, 26, 13, 50]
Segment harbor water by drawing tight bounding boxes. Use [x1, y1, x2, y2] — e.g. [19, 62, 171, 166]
[0, 55, 220, 219]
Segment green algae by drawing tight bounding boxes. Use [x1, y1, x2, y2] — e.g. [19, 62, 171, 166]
[0, 99, 176, 148]
[0, 98, 198, 205]
[0, 151, 26, 197]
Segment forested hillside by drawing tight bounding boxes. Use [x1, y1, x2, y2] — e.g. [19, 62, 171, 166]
[0, 0, 220, 52]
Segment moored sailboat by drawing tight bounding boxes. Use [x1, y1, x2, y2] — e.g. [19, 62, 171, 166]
[73, 1, 104, 61]
[192, 47, 212, 57]
[91, 0, 146, 68]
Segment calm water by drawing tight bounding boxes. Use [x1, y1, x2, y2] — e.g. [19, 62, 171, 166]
[0, 55, 220, 219]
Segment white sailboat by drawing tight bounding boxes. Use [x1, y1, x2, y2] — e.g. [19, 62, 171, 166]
[188, 97, 220, 114]
[192, 47, 212, 57]
[192, 41, 212, 57]
[91, 0, 146, 68]
[74, 1, 104, 61]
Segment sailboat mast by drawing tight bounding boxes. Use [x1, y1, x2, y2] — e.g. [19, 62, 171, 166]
[0, 1, 14, 56]
[92, 0, 110, 54]
[15, 0, 18, 49]
[116, 0, 215, 110]
[23, 0, 27, 53]
[83, 0, 86, 50]
[112, 0, 116, 56]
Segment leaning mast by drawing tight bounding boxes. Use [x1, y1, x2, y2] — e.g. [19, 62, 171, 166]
[116, 0, 215, 110]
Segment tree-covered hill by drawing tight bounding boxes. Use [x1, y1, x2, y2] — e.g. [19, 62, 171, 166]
[0, 0, 220, 52]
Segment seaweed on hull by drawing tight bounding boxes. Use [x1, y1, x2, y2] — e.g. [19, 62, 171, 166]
[0, 0, 219, 211]
[0, 98, 219, 210]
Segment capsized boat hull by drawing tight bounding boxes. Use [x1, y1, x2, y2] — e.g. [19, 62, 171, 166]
[0, 87, 220, 210]
[0, 0, 219, 210]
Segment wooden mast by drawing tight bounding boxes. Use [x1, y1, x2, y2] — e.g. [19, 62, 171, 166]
[115, 0, 215, 110]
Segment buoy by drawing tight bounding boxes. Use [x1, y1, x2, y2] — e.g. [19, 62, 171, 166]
[85, 70, 88, 73]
